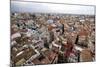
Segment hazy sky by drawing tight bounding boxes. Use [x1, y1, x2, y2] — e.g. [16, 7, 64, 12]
[11, 1, 95, 15]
